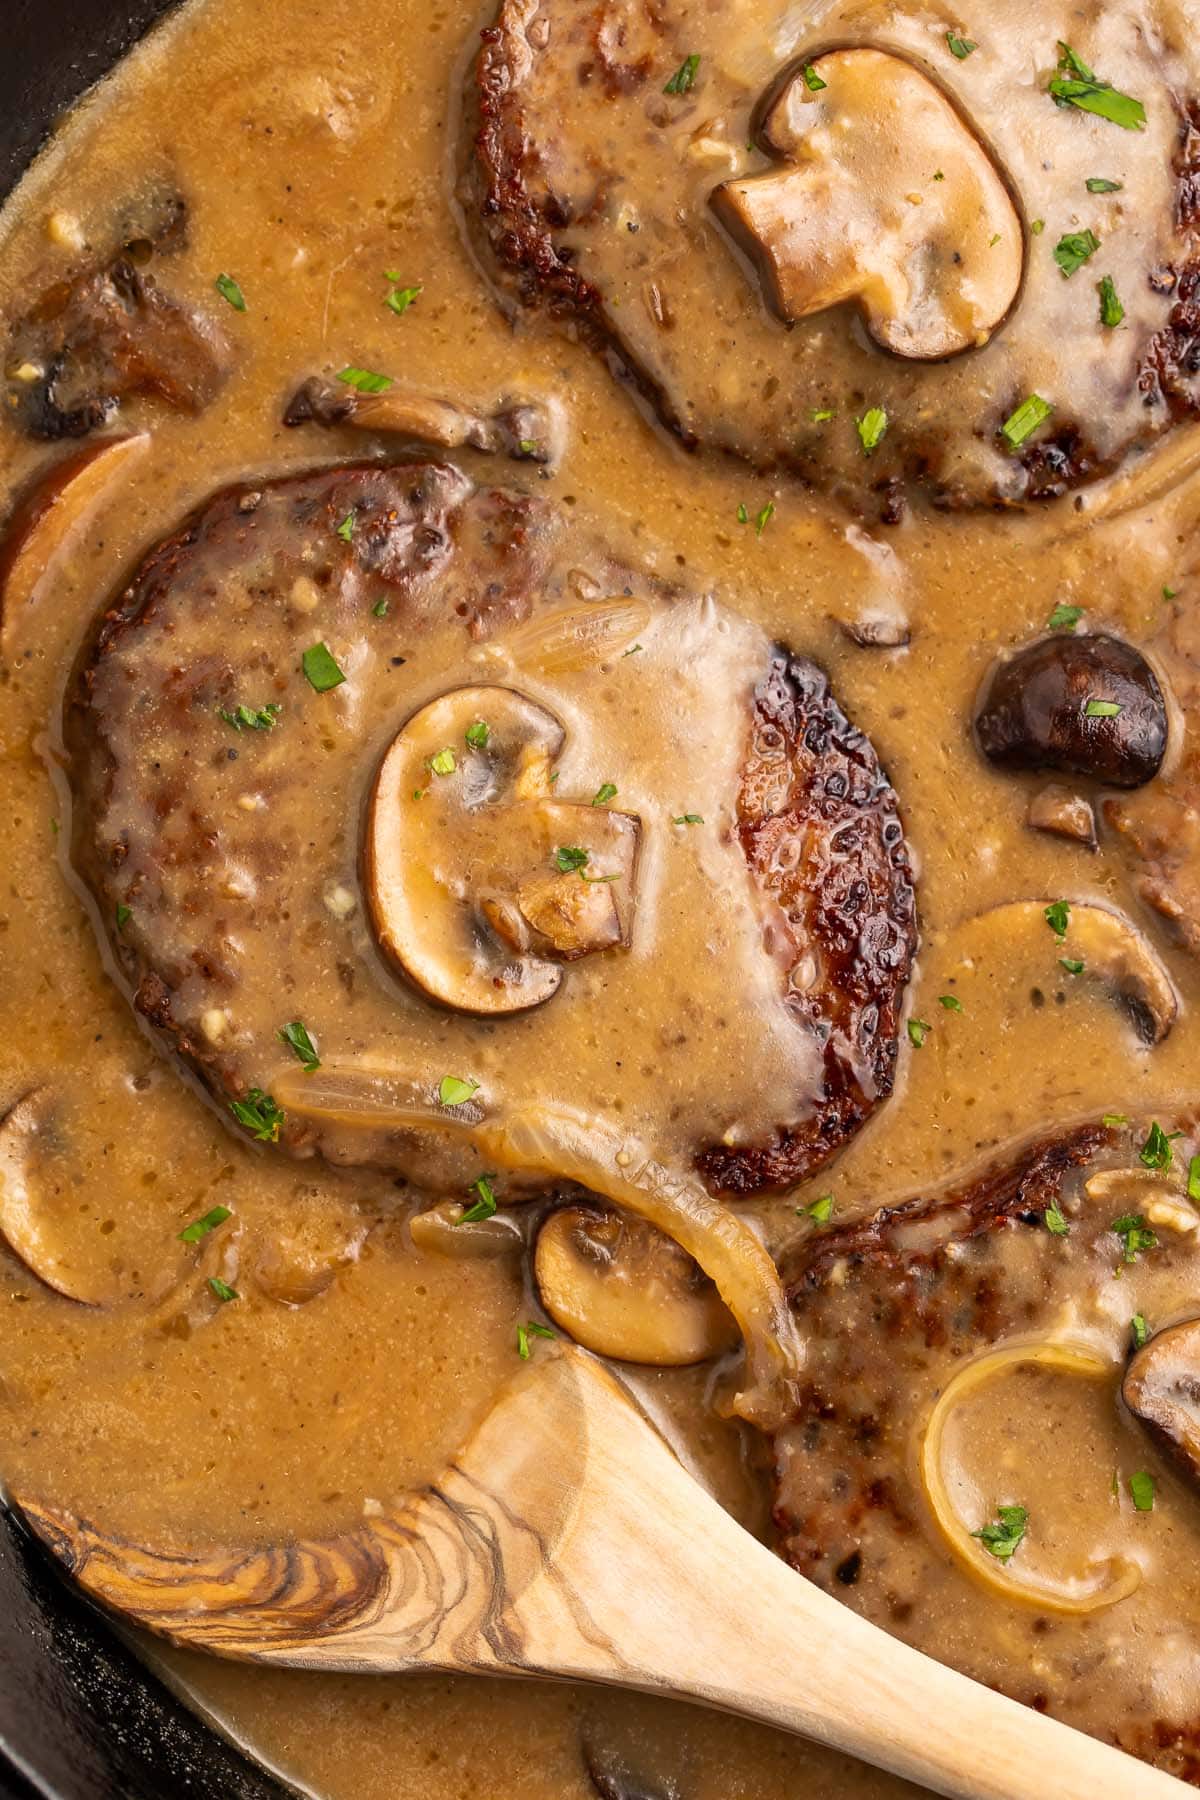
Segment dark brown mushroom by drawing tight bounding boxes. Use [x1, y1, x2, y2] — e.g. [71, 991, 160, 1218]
[1123, 1317, 1200, 1485]
[1026, 783, 1098, 851]
[974, 634, 1168, 789]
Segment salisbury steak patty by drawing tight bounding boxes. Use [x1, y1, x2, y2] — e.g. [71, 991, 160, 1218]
[67, 460, 914, 1196]
[774, 1117, 1200, 1781]
[472, 0, 1200, 514]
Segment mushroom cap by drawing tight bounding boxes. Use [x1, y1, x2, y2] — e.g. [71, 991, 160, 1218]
[366, 684, 641, 1015]
[1123, 1317, 1200, 1488]
[713, 48, 1023, 360]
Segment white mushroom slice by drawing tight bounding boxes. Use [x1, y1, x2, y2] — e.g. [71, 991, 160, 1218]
[535, 1205, 738, 1366]
[0, 434, 149, 650]
[366, 685, 640, 1014]
[971, 899, 1179, 1044]
[711, 48, 1022, 359]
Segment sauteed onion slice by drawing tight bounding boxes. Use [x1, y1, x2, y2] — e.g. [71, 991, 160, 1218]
[921, 1341, 1141, 1614]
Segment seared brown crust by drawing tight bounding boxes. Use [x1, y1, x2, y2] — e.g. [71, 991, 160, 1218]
[698, 650, 916, 1194]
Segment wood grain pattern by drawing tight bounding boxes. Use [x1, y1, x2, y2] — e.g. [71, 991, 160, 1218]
[13, 1346, 1192, 1800]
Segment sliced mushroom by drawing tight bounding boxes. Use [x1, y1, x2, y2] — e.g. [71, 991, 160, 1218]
[409, 1201, 524, 1260]
[283, 377, 563, 466]
[1026, 783, 1098, 851]
[971, 899, 1178, 1044]
[534, 1205, 738, 1366]
[0, 434, 149, 646]
[975, 634, 1168, 789]
[1123, 1318, 1200, 1486]
[249, 1196, 368, 1306]
[366, 685, 640, 1015]
[711, 48, 1022, 360]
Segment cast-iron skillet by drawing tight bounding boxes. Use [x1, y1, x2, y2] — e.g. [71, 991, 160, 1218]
[1, 4, 297, 1796]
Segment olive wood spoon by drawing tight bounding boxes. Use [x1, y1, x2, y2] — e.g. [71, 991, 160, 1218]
[11, 1347, 1189, 1800]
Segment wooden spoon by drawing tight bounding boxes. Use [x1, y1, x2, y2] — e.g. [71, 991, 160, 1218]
[11, 1346, 1189, 1800]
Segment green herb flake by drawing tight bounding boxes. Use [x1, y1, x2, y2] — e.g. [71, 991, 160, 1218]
[517, 438, 539, 455]
[593, 782, 618, 806]
[428, 747, 457, 777]
[1044, 1200, 1071, 1236]
[372, 597, 389, 618]
[1053, 229, 1100, 278]
[947, 31, 976, 59]
[1000, 393, 1053, 451]
[938, 994, 964, 1013]
[932, 170, 945, 181]
[989, 232, 1002, 247]
[1057, 42, 1095, 78]
[1030, 218, 1045, 235]
[805, 1193, 835, 1224]
[555, 844, 590, 873]
[336, 366, 394, 394]
[755, 501, 776, 537]
[517, 1320, 556, 1358]
[1131, 1313, 1150, 1350]
[907, 1017, 931, 1049]
[438, 1075, 479, 1107]
[1111, 1211, 1159, 1265]
[1188, 1155, 1200, 1205]
[1044, 899, 1071, 939]
[459, 1173, 497, 1225]
[214, 273, 246, 312]
[218, 701, 282, 732]
[622, 643, 643, 657]
[115, 903, 132, 931]
[972, 1504, 1028, 1562]
[1059, 956, 1085, 975]
[857, 406, 888, 454]
[802, 62, 827, 91]
[180, 1205, 232, 1244]
[664, 53, 700, 95]
[1085, 697, 1122, 717]
[1049, 46, 1147, 132]
[810, 406, 835, 422]
[1129, 1470, 1155, 1512]
[465, 720, 490, 750]
[737, 502, 749, 524]
[335, 511, 356, 543]
[385, 282, 422, 317]
[1103, 1113, 1129, 1128]
[208, 1276, 239, 1303]
[1048, 602, 1084, 631]
[1140, 1121, 1182, 1170]
[229, 1088, 283, 1143]
[672, 813, 704, 825]
[279, 1020, 320, 1072]
[1086, 176, 1123, 193]
[301, 642, 346, 692]
[1098, 275, 1125, 328]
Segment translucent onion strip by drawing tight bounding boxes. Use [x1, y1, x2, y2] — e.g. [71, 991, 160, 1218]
[920, 1341, 1142, 1614]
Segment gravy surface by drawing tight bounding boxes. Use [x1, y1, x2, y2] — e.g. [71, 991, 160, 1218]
[2, 0, 1200, 1794]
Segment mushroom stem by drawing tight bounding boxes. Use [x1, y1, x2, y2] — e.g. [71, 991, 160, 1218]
[477, 1105, 802, 1428]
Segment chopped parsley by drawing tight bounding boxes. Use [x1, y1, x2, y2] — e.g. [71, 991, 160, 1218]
[214, 273, 246, 312]
[737, 503, 748, 523]
[555, 844, 590, 873]
[517, 438, 539, 455]
[218, 701, 281, 731]
[1030, 218, 1045, 235]
[1085, 697, 1122, 717]
[938, 994, 964, 1013]
[1111, 1212, 1158, 1265]
[622, 643, 643, 657]
[1053, 229, 1100, 277]
[517, 1320, 556, 1358]
[439, 1075, 479, 1107]
[804, 1193, 835, 1224]
[1048, 602, 1084, 631]
[802, 62, 827, 91]
[229, 1088, 283, 1143]
[972, 1504, 1027, 1561]
[1164, 585, 1179, 601]
[1189, 1155, 1200, 1205]
[1103, 1113, 1129, 1127]
[459, 1173, 498, 1224]
[1059, 956, 1084, 975]
[857, 406, 888, 454]
[810, 406, 835, 422]
[946, 31, 976, 59]
[279, 1020, 320, 1072]
[907, 1017, 931, 1049]
[1044, 1199, 1070, 1236]
[429, 747, 457, 776]
[593, 782, 618, 806]
[301, 642, 346, 692]
[1086, 176, 1123, 193]
[179, 1204, 231, 1244]
[465, 720, 490, 750]
[115, 903, 131, 931]
[1129, 1470, 1155, 1512]
[208, 1276, 239, 1303]
[1131, 1313, 1149, 1350]
[672, 812, 704, 825]
[756, 501, 775, 536]
[385, 280, 422, 317]
[1049, 44, 1146, 131]
[1140, 1121, 1181, 1169]
[1044, 899, 1070, 939]
[1000, 393, 1053, 451]
[372, 597, 389, 618]
[336, 366, 393, 394]
[335, 511, 356, 543]
[1098, 275, 1125, 328]
[664, 54, 700, 95]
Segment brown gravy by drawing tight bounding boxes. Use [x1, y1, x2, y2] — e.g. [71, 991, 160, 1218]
[2, 0, 1200, 1794]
